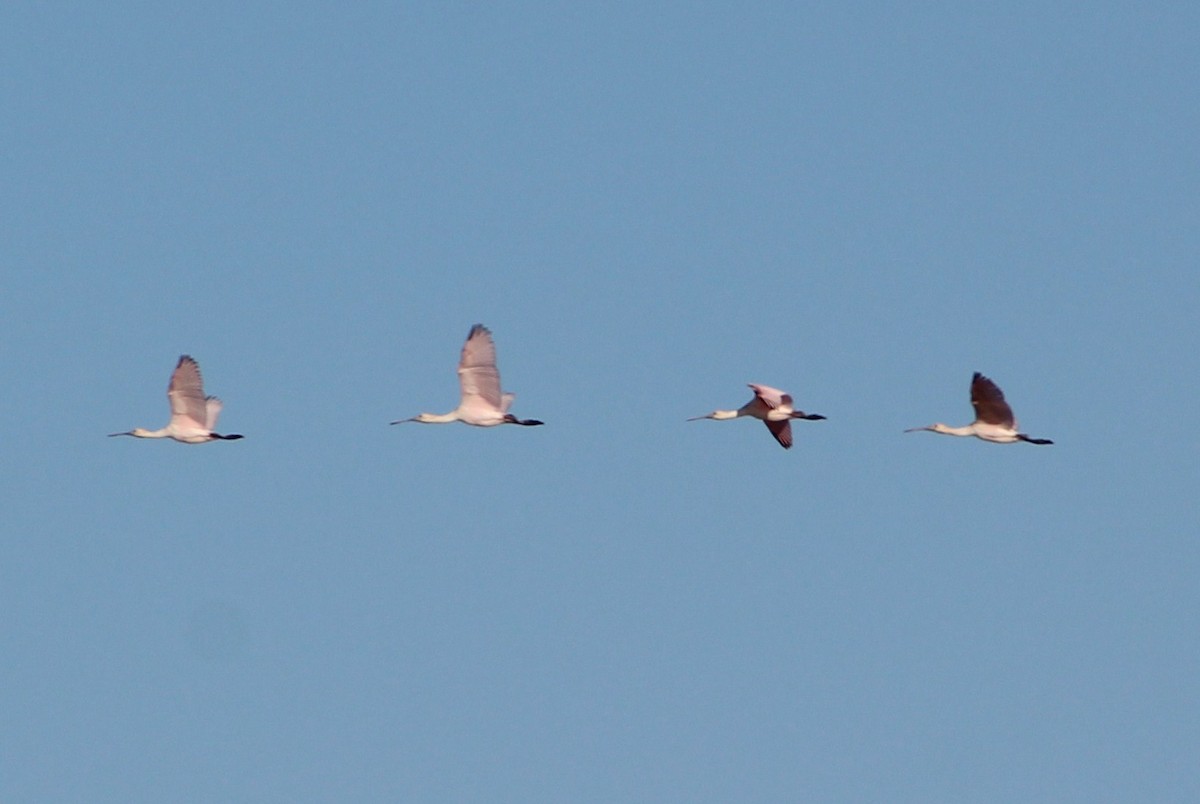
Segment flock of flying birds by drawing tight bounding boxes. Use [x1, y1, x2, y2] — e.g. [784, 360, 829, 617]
[109, 323, 1054, 449]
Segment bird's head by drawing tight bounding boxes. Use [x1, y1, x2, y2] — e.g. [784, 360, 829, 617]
[390, 413, 432, 425]
[108, 428, 151, 438]
[904, 423, 944, 434]
[687, 410, 735, 422]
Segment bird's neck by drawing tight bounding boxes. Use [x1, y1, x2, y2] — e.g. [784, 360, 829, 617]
[712, 410, 741, 420]
[934, 424, 976, 437]
[133, 428, 171, 439]
[416, 412, 460, 423]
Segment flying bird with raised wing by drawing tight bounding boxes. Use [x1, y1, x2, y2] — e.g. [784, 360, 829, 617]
[688, 383, 826, 449]
[109, 355, 244, 444]
[905, 372, 1053, 444]
[391, 324, 544, 427]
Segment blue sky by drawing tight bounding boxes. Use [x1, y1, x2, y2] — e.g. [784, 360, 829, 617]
[3, 3, 1198, 801]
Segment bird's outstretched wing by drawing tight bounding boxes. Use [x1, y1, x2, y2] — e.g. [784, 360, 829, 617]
[764, 419, 793, 449]
[749, 383, 787, 409]
[205, 397, 223, 430]
[458, 324, 504, 410]
[168, 355, 210, 429]
[970, 372, 1015, 428]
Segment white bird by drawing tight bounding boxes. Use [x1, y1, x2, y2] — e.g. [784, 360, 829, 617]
[905, 372, 1053, 445]
[391, 324, 544, 427]
[109, 355, 244, 444]
[688, 383, 826, 449]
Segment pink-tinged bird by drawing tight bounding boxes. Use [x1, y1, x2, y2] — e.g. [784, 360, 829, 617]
[391, 324, 544, 427]
[109, 355, 244, 444]
[905, 372, 1053, 445]
[688, 383, 826, 449]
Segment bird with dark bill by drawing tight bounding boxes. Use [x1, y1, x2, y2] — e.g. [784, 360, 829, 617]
[109, 355, 244, 444]
[392, 324, 543, 428]
[688, 383, 826, 449]
[905, 372, 1053, 445]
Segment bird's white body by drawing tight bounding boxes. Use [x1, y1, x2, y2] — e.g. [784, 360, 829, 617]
[689, 383, 825, 449]
[110, 356, 243, 444]
[393, 324, 543, 428]
[125, 396, 226, 443]
[906, 373, 1052, 445]
[921, 421, 1021, 443]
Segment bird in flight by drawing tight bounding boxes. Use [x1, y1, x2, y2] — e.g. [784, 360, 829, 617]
[392, 324, 544, 427]
[688, 383, 826, 449]
[905, 372, 1053, 444]
[110, 355, 244, 444]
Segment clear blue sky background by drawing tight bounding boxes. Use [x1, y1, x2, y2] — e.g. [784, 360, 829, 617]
[3, 3, 1198, 801]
